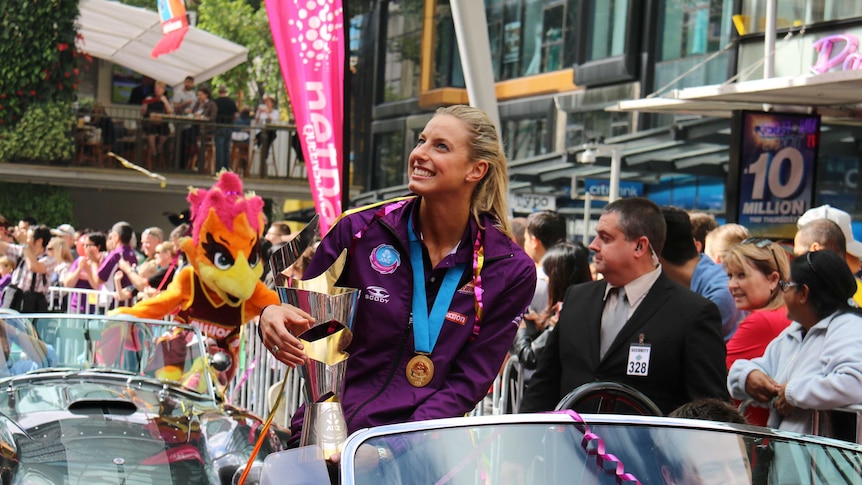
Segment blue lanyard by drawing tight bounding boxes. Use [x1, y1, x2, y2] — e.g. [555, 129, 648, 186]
[408, 214, 466, 354]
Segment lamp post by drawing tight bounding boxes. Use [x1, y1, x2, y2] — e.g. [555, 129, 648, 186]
[576, 142, 624, 203]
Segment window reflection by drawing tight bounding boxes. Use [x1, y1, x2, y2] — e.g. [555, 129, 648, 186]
[433, 0, 577, 86]
[383, 0, 423, 102]
[587, 0, 630, 60]
[739, 0, 862, 34]
[373, 131, 405, 190]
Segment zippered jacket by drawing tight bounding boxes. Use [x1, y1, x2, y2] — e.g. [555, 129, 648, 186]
[290, 196, 536, 436]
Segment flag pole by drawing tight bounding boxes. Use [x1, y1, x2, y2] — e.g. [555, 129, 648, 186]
[341, 1, 351, 213]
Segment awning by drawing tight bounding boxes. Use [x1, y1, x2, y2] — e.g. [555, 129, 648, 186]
[609, 70, 862, 124]
[77, 0, 248, 86]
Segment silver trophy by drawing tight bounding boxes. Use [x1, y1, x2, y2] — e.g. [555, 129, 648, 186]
[270, 216, 359, 459]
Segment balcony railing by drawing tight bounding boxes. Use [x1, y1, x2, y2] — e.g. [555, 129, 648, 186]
[72, 111, 307, 180]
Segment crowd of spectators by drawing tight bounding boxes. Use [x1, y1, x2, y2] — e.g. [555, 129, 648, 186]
[506, 202, 862, 441]
[2, 197, 862, 441]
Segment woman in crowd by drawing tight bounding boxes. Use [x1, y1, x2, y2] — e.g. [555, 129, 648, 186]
[0, 256, 14, 291]
[140, 80, 173, 168]
[723, 238, 792, 426]
[48, 237, 74, 287]
[513, 242, 592, 371]
[259, 105, 536, 461]
[728, 249, 862, 435]
[47, 237, 74, 311]
[254, 95, 279, 163]
[116, 241, 178, 301]
[63, 232, 106, 313]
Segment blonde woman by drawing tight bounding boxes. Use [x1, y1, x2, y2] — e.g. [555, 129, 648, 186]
[47, 237, 74, 287]
[140, 80, 173, 167]
[259, 105, 536, 456]
[723, 238, 791, 426]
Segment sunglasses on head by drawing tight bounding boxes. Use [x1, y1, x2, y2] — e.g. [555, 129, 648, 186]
[741, 237, 781, 275]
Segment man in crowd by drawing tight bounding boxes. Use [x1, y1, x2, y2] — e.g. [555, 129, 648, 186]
[50, 223, 77, 259]
[795, 204, 862, 305]
[264, 221, 293, 247]
[172, 75, 196, 114]
[140, 226, 165, 263]
[687, 211, 718, 254]
[521, 197, 728, 415]
[213, 85, 238, 172]
[523, 210, 567, 317]
[172, 75, 197, 167]
[660, 207, 743, 340]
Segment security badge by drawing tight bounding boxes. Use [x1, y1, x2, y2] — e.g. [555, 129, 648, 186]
[626, 333, 651, 376]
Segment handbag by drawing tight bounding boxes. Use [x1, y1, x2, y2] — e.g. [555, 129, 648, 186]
[0, 285, 23, 311]
[1, 257, 26, 311]
[21, 290, 48, 313]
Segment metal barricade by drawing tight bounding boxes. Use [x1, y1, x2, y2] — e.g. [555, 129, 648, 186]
[39, 288, 530, 423]
[813, 404, 862, 444]
[47, 286, 136, 315]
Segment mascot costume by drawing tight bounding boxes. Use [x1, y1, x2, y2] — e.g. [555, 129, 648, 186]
[112, 171, 279, 392]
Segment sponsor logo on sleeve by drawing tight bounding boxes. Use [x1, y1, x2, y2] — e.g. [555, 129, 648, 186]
[445, 311, 467, 325]
[457, 282, 475, 295]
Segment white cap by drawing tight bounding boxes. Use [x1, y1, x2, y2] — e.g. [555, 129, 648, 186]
[50, 223, 76, 237]
[797, 204, 862, 258]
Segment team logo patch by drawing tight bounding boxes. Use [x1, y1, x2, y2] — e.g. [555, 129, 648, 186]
[445, 311, 467, 325]
[370, 244, 401, 274]
[364, 286, 390, 303]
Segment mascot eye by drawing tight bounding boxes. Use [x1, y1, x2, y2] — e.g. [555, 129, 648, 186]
[213, 252, 233, 270]
[248, 247, 259, 267]
[203, 235, 236, 270]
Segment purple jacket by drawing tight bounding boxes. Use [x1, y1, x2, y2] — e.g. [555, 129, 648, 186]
[291, 197, 536, 435]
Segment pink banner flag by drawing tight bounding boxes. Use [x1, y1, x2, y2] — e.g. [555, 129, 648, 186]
[266, 0, 345, 233]
[152, 0, 189, 58]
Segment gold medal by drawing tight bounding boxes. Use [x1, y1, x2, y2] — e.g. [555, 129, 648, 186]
[406, 354, 434, 387]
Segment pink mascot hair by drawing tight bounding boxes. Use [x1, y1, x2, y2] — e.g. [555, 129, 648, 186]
[187, 172, 265, 245]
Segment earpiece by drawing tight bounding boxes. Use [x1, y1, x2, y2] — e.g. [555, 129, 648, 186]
[636, 243, 642, 251]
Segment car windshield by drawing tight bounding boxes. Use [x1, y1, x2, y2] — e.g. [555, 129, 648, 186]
[0, 314, 225, 484]
[345, 417, 862, 485]
[0, 314, 217, 400]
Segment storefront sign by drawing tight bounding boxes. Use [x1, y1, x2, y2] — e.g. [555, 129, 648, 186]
[584, 179, 643, 198]
[731, 111, 819, 238]
[509, 193, 556, 213]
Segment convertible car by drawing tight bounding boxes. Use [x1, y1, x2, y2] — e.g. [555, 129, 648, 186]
[0, 312, 289, 485]
[260, 411, 862, 485]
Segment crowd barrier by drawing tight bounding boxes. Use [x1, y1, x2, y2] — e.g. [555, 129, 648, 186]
[42, 286, 527, 421]
[39, 286, 862, 444]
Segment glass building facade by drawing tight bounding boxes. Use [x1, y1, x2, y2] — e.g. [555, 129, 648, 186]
[350, 0, 862, 227]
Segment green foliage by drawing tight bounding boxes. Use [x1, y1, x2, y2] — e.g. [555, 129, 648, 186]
[0, 0, 89, 129]
[0, 182, 76, 228]
[0, 102, 74, 163]
[197, 0, 285, 107]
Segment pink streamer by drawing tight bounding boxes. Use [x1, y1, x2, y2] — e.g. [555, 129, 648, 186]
[230, 357, 257, 404]
[265, 0, 345, 233]
[555, 410, 641, 485]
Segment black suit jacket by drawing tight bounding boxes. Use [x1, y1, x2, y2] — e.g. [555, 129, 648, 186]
[521, 272, 728, 414]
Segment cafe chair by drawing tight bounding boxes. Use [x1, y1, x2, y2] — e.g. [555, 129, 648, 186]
[76, 128, 110, 167]
[186, 134, 215, 174]
[230, 140, 251, 177]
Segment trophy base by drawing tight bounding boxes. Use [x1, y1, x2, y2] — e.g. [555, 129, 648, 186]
[300, 401, 348, 460]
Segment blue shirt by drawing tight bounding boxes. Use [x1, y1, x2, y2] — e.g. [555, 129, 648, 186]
[691, 254, 744, 340]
